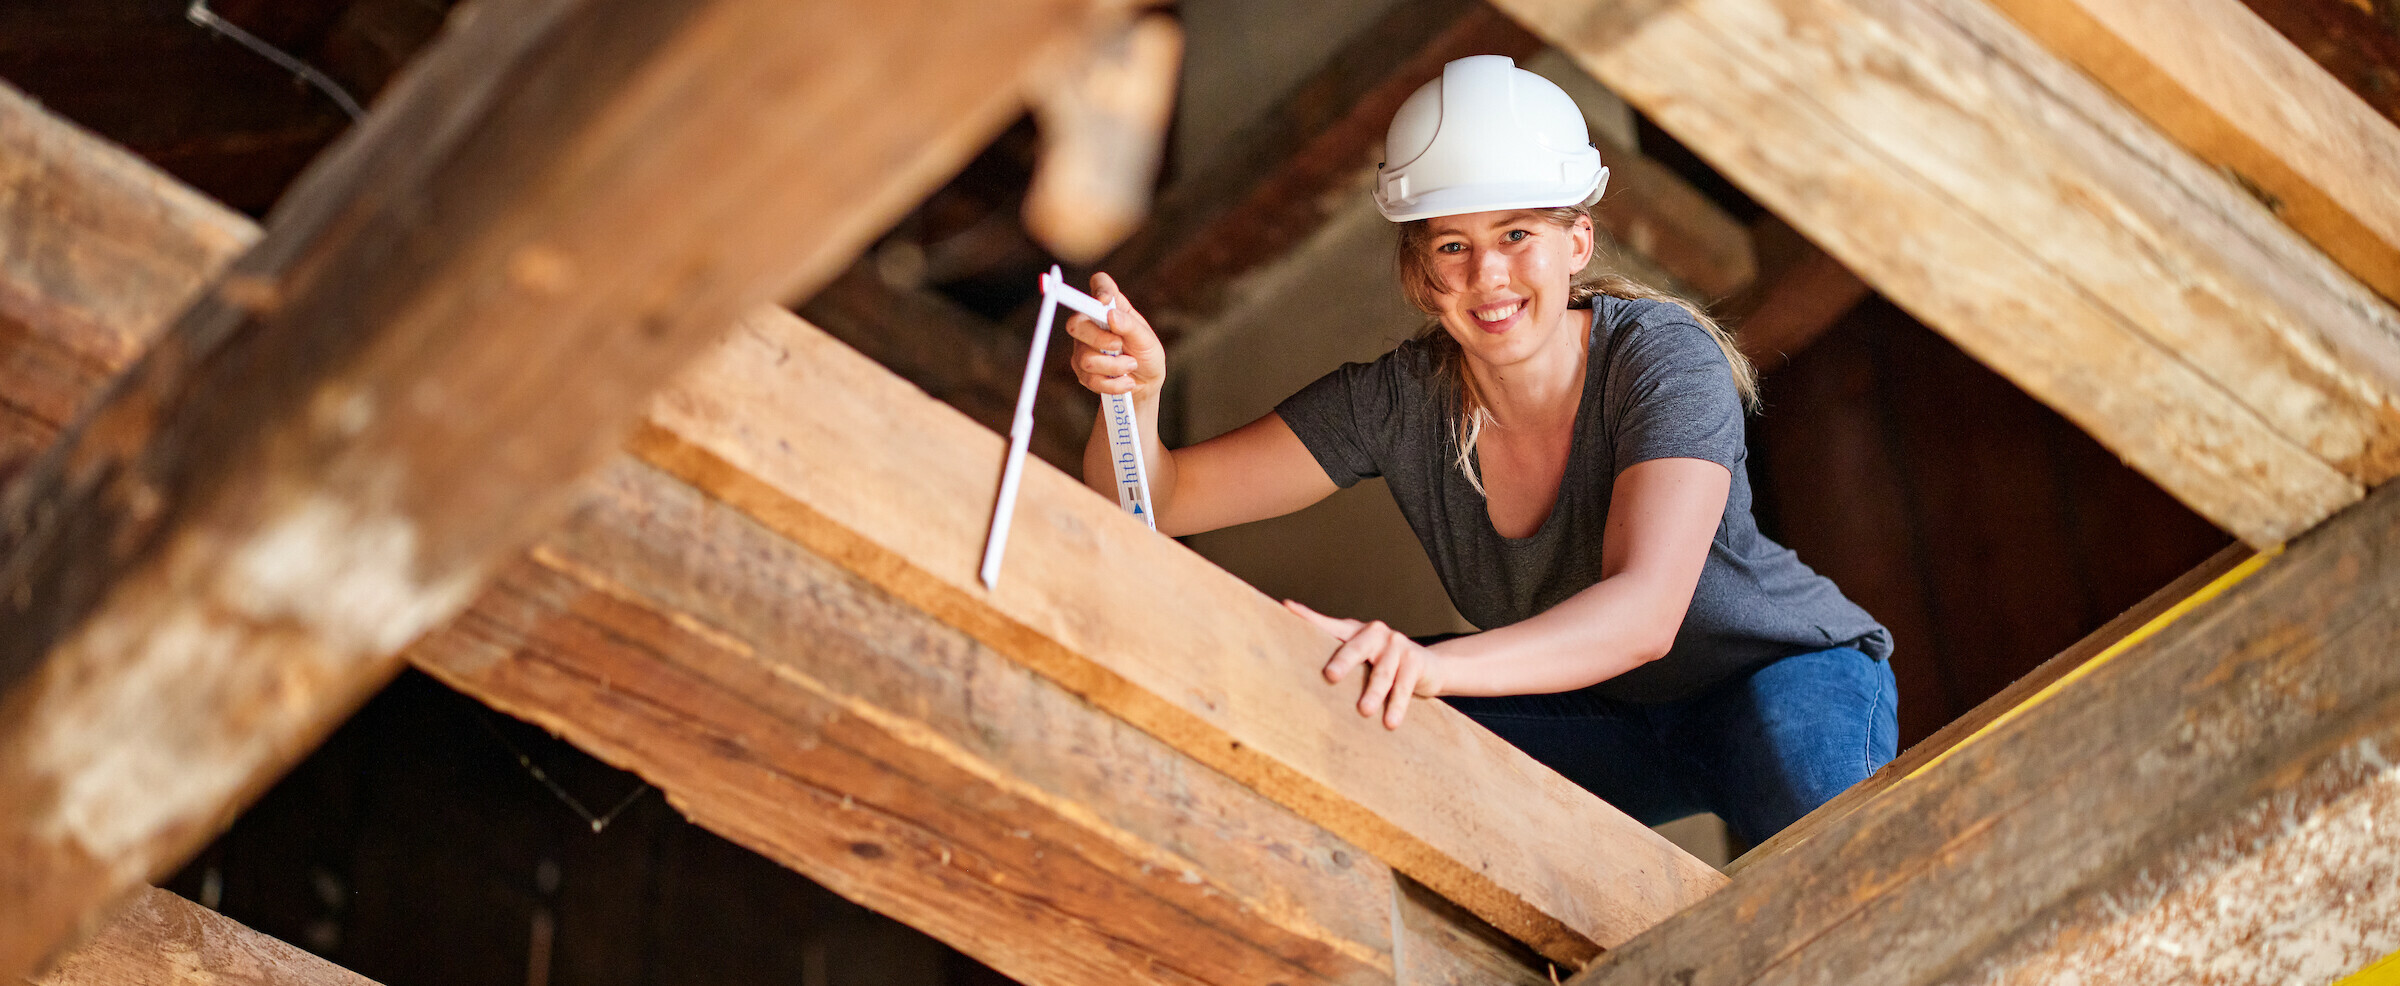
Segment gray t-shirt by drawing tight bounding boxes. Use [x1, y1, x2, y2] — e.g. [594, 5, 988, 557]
[1275, 295, 1891, 702]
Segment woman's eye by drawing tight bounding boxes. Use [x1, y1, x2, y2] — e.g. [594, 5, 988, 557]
[1504, 229, 1529, 242]
[1436, 242, 1465, 254]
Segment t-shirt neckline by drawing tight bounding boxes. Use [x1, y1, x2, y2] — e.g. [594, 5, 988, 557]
[1476, 304, 1606, 547]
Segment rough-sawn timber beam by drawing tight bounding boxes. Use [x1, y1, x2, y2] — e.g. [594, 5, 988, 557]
[1983, 0, 2400, 305]
[35, 886, 381, 986]
[0, 0, 1105, 973]
[1567, 482, 2400, 985]
[1492, 0, 2400, 547]
[412, 458, 1549, 986]
[630, 306, 1726, 967]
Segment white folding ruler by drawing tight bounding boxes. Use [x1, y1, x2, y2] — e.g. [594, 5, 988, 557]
[979, 265, 1157, 588]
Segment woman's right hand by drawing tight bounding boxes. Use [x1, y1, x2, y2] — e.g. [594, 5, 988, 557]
[1064, 272, 1166, 402]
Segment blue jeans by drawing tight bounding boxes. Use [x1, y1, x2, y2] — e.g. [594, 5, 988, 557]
[1440, 645, 1897, 847]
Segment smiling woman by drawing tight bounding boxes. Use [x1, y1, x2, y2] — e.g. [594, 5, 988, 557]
[1060, 55, 1894, 847]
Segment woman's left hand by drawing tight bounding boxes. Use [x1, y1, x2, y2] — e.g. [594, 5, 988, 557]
[1284, 600, 1447, 729]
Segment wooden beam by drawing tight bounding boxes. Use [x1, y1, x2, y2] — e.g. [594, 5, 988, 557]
[2234, 0, 2400, 131]
[1492, 0, 2400, 547]
[1724, 217, 1869, 373]
[34, 885, 380, 986]
[411, 458, 1548, 986]
[1568, 483, 2400, 985]
[1984, 0, 2400, 305]
[1022, 14, 1184, 265]
[797, 262, 1094, 472]
[0, 87, 257, 475]
[1725, 540, 2255, 874]
[0, 0, 1101, 973]
[630, 306, 1726, 967]
[1592, 135, 1758, 303]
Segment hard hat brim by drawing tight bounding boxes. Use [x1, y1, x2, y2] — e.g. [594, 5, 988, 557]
[1374, 168, 1608, 224]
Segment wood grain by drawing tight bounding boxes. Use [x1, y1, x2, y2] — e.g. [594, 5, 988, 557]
[413, 459, 1548, 986]
[1984, 0, 2400, 304]
[1494, 0, 2400, 546]
[1569, 482, 2400, 985]
[35, 886, 379, 986]
[0, 84, 257, 475]
[0, 0, 1098, 976]
[631, 307, 1728, 966]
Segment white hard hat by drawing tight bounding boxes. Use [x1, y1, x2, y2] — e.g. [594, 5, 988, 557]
[1373, 55, 1610, 223]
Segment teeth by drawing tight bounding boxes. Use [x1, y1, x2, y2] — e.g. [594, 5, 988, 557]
[1474, 301, 1524, 323]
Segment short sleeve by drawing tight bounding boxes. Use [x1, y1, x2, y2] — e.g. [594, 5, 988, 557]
[1605, 308, 1745, 475]
[1274, 354, 1408, 489]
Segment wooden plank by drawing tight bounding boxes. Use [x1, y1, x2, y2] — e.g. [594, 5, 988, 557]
[1569, 482, 2400, 985]
[1491, 0, 2400, 547]
[1724, 217, 1868, 372]
[412, 458, 1548, 986]
[0, 84, 257, 472]
[0, 0, 1099, 975]
[2235, 0, 2400, 131]
[1593, 134, 1758, 303]
[630, 307, 1727, 967]
[1984, 0, 2400, 304]
[797, 262, 1094, 472]
[35, 885, 379, 986]
[1726, 540, 2255, 874]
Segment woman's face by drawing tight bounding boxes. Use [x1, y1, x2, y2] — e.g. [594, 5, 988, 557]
[1419, 209, 1595, 370]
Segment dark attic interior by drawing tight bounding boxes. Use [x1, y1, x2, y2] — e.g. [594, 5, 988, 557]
[3, 0, 2398, 984]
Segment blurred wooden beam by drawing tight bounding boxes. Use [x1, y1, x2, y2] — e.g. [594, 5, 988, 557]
[1493, 0, 2400, 547]
[35, 886, 380, 986]
[1023, 14, 1183, 265]
[0, 86, 258, 479]
[2234, 0, 2400, 129]
[1985, 0, 2400, 304]
[1725, 218, 1868, 373]
[0, 0, 1100, 972]
[1570, 484, 2400, 985]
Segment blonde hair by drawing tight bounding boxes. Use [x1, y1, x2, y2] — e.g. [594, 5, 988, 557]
[1394, 205, 1759, 495]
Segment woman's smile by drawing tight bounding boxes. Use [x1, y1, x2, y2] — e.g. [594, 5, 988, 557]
[1469, 297, 1528, 332]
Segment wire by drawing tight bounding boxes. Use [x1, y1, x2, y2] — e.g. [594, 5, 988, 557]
[185, 0, 367, 121]
[477, 711, 652, 834]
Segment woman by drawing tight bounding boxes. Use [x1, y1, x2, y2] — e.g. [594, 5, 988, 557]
[1062, 55, 1894, 845]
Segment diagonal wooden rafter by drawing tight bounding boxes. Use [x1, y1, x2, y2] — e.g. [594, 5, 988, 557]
[0, 0, 1111, 971]
[1494, 0, 2400, 548]
[412, 458, 1550, 986]
[0, 74, 1716, 976]
[630, 307, 1726, 967]
[1984, 0, 2400, 305]
[1568, 481, 2400, 986]
[35, 886, 381, 986]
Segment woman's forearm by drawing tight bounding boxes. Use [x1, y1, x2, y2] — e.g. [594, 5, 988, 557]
[1428, 572, 1686, 696]
[1081, 385, 1180, 521]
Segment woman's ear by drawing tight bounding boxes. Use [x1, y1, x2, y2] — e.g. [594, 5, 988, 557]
[1571, 214, 1597, 270]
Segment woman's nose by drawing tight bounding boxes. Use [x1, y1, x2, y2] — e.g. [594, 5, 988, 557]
[1473, 247, 1510, 289]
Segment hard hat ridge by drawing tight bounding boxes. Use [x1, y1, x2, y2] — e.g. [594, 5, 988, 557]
[1373, 55, 1610, 223]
